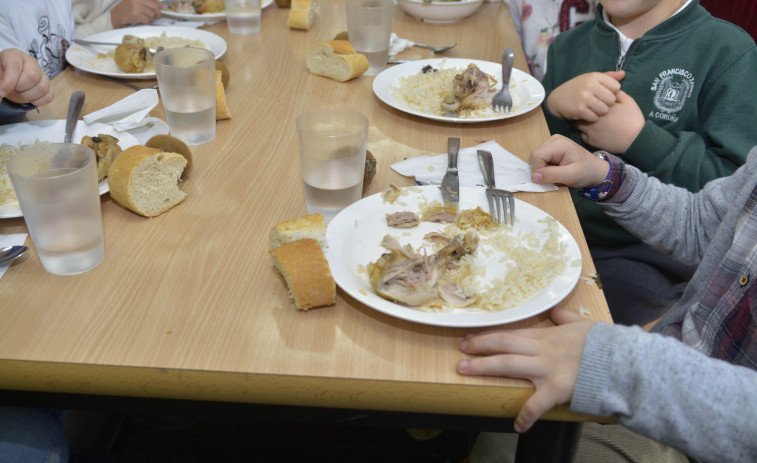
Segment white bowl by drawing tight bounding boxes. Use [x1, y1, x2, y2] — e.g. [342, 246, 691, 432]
[397, 0, 484, 23]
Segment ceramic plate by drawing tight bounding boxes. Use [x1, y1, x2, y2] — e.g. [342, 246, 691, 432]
[373, 58, 545, 123]
[161, 0, 273, 20]
[325, 186, 582, 327]
[0, 120, 140, 219]
[66, 26, 227, 79]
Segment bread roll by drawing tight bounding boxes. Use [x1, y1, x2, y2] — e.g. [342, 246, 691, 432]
[306, 40, 369, 82]
[107, 145, 188, 217]
[215, 70, 231, 120]
[269, 213, 326, 250]
[287, 0, 316, 30]
[270, 238, 336, 310]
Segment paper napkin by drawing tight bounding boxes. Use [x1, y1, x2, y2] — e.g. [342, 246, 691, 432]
[389, 33, 414, 57]
[391, 140, 557, 193]
[0, 233, 28, 279]
[82, 89, 169, 144]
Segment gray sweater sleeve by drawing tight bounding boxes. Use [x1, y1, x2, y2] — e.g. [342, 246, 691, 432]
[571, 323, 757, 462]
[596, 152, 753, 265]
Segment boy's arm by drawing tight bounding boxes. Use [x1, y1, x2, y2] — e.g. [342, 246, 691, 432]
[573, 323, 757, 463]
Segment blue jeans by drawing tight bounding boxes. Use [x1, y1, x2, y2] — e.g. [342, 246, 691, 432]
[0, 407, 69, 463]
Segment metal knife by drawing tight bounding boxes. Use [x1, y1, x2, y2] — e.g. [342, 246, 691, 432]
[441, 137, 460, 205]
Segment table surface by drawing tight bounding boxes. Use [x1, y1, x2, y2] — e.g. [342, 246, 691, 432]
[0, 0, 611, 422]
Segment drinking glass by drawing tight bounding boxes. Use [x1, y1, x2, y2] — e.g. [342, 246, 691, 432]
[296, 108, 369, 222]
[345, 0, 394, 76]
[226, 0, 262, 35]
[154, 47, 216, 145]
[7, 143, 104, 275]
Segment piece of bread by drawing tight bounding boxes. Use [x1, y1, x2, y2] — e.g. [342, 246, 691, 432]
[270, 238, 336, 310]
[107, 145, 188, 217]
[306, 40, 369, 82]
[287, 0, 317, 30]
[145, 134, 192, 173]
[215, 70, 231, 120]
[269, 213, 326, 250]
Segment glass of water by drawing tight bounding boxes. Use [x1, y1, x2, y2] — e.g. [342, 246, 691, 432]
[154, 47, 216, 145]
[226, 0, 262, 35]
[345, 0, 394, 76]
[296, 108, 369, 222]
[7, 143, 105, 275]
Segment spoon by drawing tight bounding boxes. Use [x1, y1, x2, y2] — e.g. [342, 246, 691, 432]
[64, 91, 85, 144]
[0, 245, 28, 266]
[413, 42, 457, 53]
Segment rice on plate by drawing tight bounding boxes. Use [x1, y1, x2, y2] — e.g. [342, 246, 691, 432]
[390, 60, 499, 119]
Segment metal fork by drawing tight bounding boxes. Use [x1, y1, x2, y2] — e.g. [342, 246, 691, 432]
[477, 149, 514, 225]
[492, 48, 514, 113]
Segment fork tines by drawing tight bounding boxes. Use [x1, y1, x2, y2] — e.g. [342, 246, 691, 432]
[486, 188, 515, 226]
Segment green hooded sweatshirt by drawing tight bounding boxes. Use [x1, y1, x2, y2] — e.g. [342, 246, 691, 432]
[543, 0, 757, 245]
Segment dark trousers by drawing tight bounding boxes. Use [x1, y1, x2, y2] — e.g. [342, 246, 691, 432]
[589, 243, 697, 326]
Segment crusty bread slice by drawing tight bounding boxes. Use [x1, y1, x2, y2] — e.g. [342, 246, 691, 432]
[306, 40, 369, 82]
[269, 213, 326, 250]
[107, 145, 187, 217]
[270, 238, 336, 310]
[287, 0, 317, 30]
[215, 70, 231, 120]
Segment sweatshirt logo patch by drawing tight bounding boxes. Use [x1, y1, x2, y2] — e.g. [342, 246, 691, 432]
[649, 68, 695, 123]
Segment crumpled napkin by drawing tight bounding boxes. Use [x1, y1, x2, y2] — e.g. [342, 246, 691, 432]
[0, 233, 28, 279]
[391, 140, 557, 193]
[82, 89, 169, 144]
[389, 33, 414, 57]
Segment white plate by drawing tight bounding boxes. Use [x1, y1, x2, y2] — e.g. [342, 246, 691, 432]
[0, 120, 140, 219]
[373, 58, 545, 123]
[66, 25, 227, 79]
[161, 0, 273, 20]
[325, 186, 582, 328]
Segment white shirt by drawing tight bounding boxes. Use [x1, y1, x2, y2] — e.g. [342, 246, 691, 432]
[0, 1, 75, 79]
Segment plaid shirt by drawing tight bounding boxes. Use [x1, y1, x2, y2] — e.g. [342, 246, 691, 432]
[659, 186, 757, 368]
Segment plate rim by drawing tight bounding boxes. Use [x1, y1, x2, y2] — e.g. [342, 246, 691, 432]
[324, 185, 581, 328]
[66, 25, 228, 79]
[372, 58, 545, 123]
[0, 120, 140, 219]
[161, 0, 273, 19]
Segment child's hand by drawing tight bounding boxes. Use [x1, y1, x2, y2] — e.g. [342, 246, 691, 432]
[0, 48, 54, 107]
[546, 70, 625, 122]
[110, 0, 165, 28]
[456, 307, 594, 432]
[577, 91, 645, 154]
[528, 135, 610, 188]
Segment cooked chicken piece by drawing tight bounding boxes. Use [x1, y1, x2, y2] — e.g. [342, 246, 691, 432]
[441, 64, 498, 116]
[421, 205, 458, 223]
[423, 231, 452, 246]
[455, 206, 499, 230]
[114, 35, 152, 73]
[437, 278, 477, 307]
[368, 232, 479, 306]
[381, 184, 402, 204]
[386, 211, 420, 228]
[195, 0, 224, 13]
[81, 134, 123, 181]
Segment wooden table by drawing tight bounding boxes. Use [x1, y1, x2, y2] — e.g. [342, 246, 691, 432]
[0, 0, 612, 459]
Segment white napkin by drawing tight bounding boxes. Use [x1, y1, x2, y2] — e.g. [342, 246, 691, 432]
[389, 33, 414, 57]
[82, 89, 169, 144]
[391, 140, 557, 193]
[0, 233, 28, 279]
